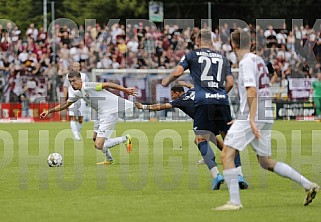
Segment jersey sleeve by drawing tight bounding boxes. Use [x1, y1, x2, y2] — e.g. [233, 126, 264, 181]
[63, 73, 70, 88]
[240, 59, 256, 88]
[170, 90, 194, 107]
[178, 54, 190, 70]
[83, 82, 103, 91]
[169, 97, 184, 108]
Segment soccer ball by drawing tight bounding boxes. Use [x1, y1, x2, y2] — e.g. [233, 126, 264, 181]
[47, 153, 63, 167]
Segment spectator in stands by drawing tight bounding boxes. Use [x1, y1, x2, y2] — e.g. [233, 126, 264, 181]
[1, 21, 321, 104]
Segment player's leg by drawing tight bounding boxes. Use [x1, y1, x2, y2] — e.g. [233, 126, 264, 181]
[103, 135, 132, 152]
[215, 145, 243, 210]
[253, 122, 319, 206]
[194, 105, 223, 189]
[77, 116, 83, 132]
[214, 120, 253, 210]
[93, 130, 113, 164]
[315, 97, 321, 120]
[94, 117, 115, 165]
[76, 99, 86, 132]
[216, 104, 248, 189]
[68, 101, 81, 141]
[257, 155, 319, 206]
[196, 131, 220, 165]
[69, 115, 81, 140]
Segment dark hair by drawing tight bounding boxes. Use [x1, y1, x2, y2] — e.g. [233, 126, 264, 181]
[250, 44, 262, 53]
[231, 28, 251, 50]
[171, 85, 185, 93]
[196, 29, 212, 44]
[68, 71, 81, 78]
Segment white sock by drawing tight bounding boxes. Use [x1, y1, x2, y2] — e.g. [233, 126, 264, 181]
[274, 162, 311, 190]
[101, 148, 113, 161]
[77, 122, 83, 133]
[210, 166, 219, 179]
[236, 166, 243, 177]
[103, 136, 127, 149]
[223, 168, 241, 205]
[70, 120, 80, 139]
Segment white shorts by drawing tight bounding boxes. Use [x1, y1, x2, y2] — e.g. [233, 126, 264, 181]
[68, 99, 86, 117]
[94, 113, 118, 138]
[224, 121, 273, 157]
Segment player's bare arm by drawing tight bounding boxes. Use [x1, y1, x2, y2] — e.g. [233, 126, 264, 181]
[162, 65, 185, 87]
[246, 86, 260, 139]
[101, 82, 137, 96]
[177, 80, 194, 89]
[135, 102, 172, 111]
[40, 100, 75, 118]
[270, 72, 278, 84]
[225, 75, 234, 93]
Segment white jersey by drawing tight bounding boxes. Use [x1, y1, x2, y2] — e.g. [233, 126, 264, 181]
[67, 82, 134, 116]
[237, 53, 273, 123]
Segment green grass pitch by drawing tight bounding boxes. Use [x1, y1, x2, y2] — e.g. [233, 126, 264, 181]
[0, 121, 320, 221]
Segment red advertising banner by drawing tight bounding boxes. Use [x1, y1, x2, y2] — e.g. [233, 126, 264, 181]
[0, 103, 62, 122]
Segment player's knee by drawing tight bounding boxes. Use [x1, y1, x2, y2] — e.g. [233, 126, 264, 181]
[258, 157, 272, 171]
[195, 137, 207, 144]
[95, 141, 104, 150]
[95, 144, 103, 150]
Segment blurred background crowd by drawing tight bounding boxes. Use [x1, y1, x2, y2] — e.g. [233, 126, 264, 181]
[0, 20, 320, 104]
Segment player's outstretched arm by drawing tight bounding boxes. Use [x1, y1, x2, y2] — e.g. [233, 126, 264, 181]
[101, 82, 137, 96]
[162, 65, 185, 87]
[135, 102, 172, 111]
[177, 80, 194, 89]
[270, 72, 278, 84]
[40, 101, 74, 118]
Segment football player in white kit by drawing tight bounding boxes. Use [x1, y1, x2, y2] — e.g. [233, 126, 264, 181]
[63, 62, 88, 141]
[214, 28, 319, 210]
[41, 71, 136, 164]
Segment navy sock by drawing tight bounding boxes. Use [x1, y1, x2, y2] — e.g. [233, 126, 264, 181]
[234, 152, 241, 167]
[197, 141, 216, 170]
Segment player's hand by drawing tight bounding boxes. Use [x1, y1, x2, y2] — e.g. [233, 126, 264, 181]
[135, 102, 143, 109]
[162, 78, 169, 87]
[250, 120, 260, 139]
[40, 111, 49, 118]
[124, 87, 138, 96]
[227, 119, 235, 125]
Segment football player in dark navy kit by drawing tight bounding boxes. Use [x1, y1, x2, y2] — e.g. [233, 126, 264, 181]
[136, 83, 246, 187]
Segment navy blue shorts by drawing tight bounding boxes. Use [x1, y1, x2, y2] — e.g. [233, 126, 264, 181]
[193, 104, 232, 135]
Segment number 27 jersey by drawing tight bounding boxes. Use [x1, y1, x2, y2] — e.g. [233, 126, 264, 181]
[179, 48, 232, 106]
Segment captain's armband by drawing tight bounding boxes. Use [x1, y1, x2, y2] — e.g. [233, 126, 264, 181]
[95, 83, 103, 91]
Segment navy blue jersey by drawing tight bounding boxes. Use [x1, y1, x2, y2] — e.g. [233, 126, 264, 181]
[169, 89, 195, 118]
[178, 48, 232, 106]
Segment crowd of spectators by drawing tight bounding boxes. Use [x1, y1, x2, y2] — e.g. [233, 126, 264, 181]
[0, 20, 320, 103]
